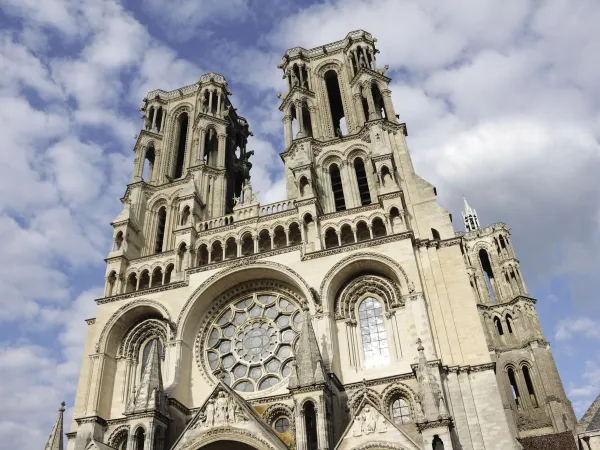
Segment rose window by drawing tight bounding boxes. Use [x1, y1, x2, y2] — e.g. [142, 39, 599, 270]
[205, 293, 303, 393]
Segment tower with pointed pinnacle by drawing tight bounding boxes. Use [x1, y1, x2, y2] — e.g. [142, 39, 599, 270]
[62, 30, 579, 450]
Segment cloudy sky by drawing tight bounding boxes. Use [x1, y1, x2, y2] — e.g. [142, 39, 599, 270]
[0, 0, 599, 448]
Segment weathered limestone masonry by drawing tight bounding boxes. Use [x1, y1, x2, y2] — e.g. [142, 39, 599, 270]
[55, 30, 577, 450]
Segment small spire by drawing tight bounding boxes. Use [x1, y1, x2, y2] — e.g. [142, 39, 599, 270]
[44, 402, 66, 450]
[289, 310, 327, 389]
[125, 340, 169, 417]
[462, 196, 480, 232]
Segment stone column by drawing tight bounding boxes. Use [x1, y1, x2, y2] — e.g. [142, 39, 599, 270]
[296, 102, 306, 138]
[198, 128, 206, 162]
[283, 115, 293, 148]
[217, 91, 222, 116]
[353, 93, 366, 128]
[145, 422, 155, 449]
[217, 134, 227, 167]
[369, 49, 377, 70]
[151, 107, 157, 130]
[208, 89, 213, 115]
[254, 236, 259, 254]
[299, 65, 305, 89]
[353, 50, 360, 72]
[381, 90, 397, 122]
[296, 408, 307, 450]
[364, 85, 377, 120]
[308, 106, 318, 138]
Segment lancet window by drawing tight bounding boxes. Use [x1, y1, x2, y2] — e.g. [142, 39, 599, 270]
[358, 297, 389, 368]
[354, 157, 371, 205]
[329, 164, 346, 211]
[174, 112, 188, 179]
[155, 207, 167, 253]
[324, 70, 347, 137]
[391, 397, 412, 424]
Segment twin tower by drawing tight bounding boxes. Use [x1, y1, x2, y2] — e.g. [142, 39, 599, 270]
[58, 30, 579, 450]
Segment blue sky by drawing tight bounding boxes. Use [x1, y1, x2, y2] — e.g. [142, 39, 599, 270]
[1, 0, 600, 448]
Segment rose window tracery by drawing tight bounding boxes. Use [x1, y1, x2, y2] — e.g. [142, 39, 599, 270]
[204, 292, 302, 393]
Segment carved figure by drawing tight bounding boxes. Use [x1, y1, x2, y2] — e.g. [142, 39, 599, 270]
[408, 281, 416, 293]
[377, 64, 390, 76]
[353, 414, 363, 436]
[438, 392, 449, 418]
[205, 398, 215, 428]
[362, 406, 376, 434]
[359, 52, 367, 68]
[228, 396, 236, 424]
[291, 71, 300, 87]
[215, 391, 228, 426]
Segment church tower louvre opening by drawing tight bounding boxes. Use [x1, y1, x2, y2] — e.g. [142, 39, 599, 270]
[59, 30, 579, 450]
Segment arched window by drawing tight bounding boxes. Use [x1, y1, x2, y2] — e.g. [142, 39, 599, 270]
[372, 217, 387, 238]
[174, 113, 188, 178]
[258, 230, 271, 252]
[432, 435, 444, 450]
[358, 297, 389, 367]
[180, 206, 190, 226]
[356, 221, 370, 241]
[479, 249, 496, 303]
[324, 228, 339, 249]
[142, 146, 155, 181]
[155, 107, 163, 132]
[302, 101, 313, 137]
[329, 164, 346, 211]
[289, 223, 302, 245]
[240, 233, 254, 256]
[113, 431, 128, 450]
[134, 427, 145, 450]
[155, 207, 167, 253]
[211, 241, 223, 262]
[204, 128, 218, 167]
[299, 176, 310, 197]
[324, 70, 347, 137]
[431, 228, 440, 240]
[494, 317, 504, 335]
[381, 165, 393, 187]
[303, 401, 318, 450]
[506, 314, 514, 334]
[164, 264, 173, 284]
[507, 367, 521, 409]
[340, 224, 355, 245]
[391, 397, 412, 424]
[197, 244, 209, 265]
[114, 231, 123, 251]
[126, 273, 137, 293]
[273, 226, 286, 248]
[177, 243, 187, 271]
[354, 158, 371, 205]
[225, 237, 237, 259]
[106, 271, 117, 296]
[371, 83, 386, 119]
[523, 365, 538, 408]
[138, 270, 150, 290]
[151, 267, 163, 287]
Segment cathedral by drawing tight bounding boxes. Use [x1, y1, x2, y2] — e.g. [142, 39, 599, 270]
[45, 30, 587, 450]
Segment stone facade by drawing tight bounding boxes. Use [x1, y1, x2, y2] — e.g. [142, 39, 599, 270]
[60, 30, 577, 450]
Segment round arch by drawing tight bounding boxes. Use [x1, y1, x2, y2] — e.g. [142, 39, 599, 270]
[176, 261, 314, 342]
[319, 252, 410, 314]
[96, 299, 173, 356]
[184, 432, 281, 450]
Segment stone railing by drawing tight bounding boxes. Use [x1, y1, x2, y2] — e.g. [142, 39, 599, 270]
[259, 200, 295, 216]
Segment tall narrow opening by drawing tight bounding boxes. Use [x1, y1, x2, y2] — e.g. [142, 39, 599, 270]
[432, 435, 444, 450]
[431, 228, 441, 240]
[371, 83, 386, 119]
[479, 249, 497, 303]
[204, 128, 218, 167]
[134, 427, 145, 450]
[329, 164, 346, 211]
[107, 272, 116, 296]
[174, 113, 188, 179]
[302, 101, 313, 137]
[151, 267, 163, 287]
[240, 233, 254, 256]
[494, 317, 504, 335]
[138, 270, 150, 290]
[507, 368, 521, 409]
[324, 228, 339, 249]
[197, 244, 209, 265]
[289, 223, 301, 245]
[143, 146, 155, 181]
[164, 264, 173, 284]
[304, 401, 318, 450]
[155, 107, 163, 132]
[354, 158, 371, 205]
[523, 366, 538, 408]
[155, 207, 167, 253]
[506, 314, 514, 334]
[126, 273, 137, 293]
[324, 70, 347, 137]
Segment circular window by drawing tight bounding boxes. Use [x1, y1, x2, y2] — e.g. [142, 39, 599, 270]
[274, 417, 290, 433]
[204, 292, 302, 393]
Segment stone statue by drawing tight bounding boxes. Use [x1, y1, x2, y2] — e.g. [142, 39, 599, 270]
[377, 64, 390, 76]
[215, 391, 228, 426]
[378, 412, 387, 432]
[353, 414, 363, 436]
[277, 93, 283, 100]
[362, 406, 376, 434]
[438, 392, 449, 418]
[408, 281, 416, 293]
[205, 398, 215, 428]
[291, 71, 300, 87]
[414, 394, 425, 421]
[228, 396, 236, 424]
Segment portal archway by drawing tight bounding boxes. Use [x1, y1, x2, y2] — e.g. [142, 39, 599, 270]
[201, 441, 258, 450]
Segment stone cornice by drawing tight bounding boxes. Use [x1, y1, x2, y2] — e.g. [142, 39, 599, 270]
[320, 203, 381, 220]
[476, 295, 537, 311]
[350, 66, 392, 86]
[492, 339, 550, 354]
[279, 86, 316, 111]
[85, 318, 96, 325]
[377, 190, 402, 201]
[280, 30, 375, 63]
[127, 249, 176, 266]
[445, 362, 496, 374]
[301, 232, 413, 261]
[257, 209, 297, 223]
[416, 418, 453, 431]
[75, 415, 107, 426]
[96, 281, 187, 305]
[344, 371, 416, 391]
